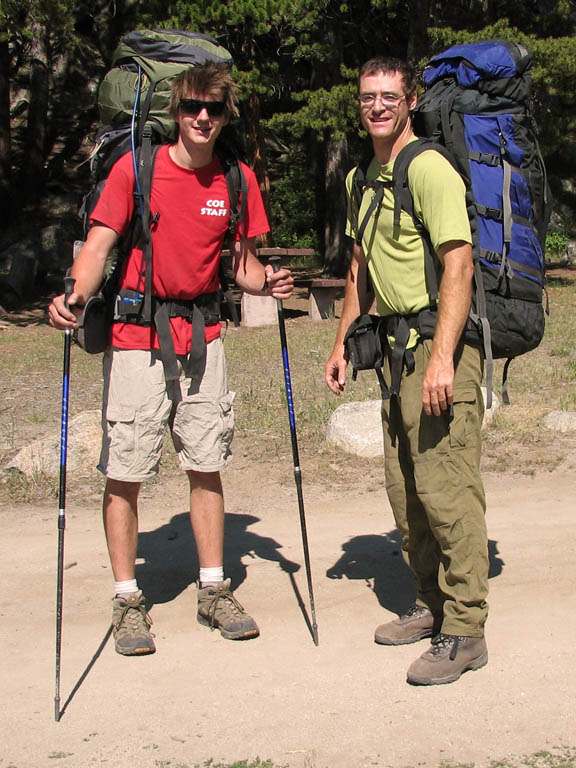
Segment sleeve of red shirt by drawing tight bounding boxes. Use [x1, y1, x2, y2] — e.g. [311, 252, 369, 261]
[90, 151, 136, 236]
[238, 162, 270, 240]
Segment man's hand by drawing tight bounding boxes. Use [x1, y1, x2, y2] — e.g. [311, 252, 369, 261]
[422, 353, 454, 416]
[47, 292, 83, 331]
[264, 264, 294, 300]
[325, 345, 348, 395]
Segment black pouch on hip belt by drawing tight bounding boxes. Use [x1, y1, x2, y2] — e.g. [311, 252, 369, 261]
[75, 293, 114, 354]
[343, 314, 390, 397]
[343, 313, 384, 376]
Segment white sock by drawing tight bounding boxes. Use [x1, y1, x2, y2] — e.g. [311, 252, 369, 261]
[199, 566, 224, 586]
[114, 579, 139, 596]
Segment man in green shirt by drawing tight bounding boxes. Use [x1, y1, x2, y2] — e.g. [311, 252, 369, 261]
[326, 57, 489, 685]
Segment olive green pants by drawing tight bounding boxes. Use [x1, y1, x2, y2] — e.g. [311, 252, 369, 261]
[382, 340, 489, 637]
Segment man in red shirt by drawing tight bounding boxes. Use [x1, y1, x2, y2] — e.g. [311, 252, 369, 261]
[48, 62, 293, 655]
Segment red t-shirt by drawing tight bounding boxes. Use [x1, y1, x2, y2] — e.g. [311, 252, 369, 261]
[91, 145, 270, 353]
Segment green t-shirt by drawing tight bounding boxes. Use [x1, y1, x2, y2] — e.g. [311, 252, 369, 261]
[346, 139, 472, 320]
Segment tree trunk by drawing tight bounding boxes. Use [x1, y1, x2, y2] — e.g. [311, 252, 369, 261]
[244, 90, 271, 246]
[21, 25, 50, 208]
[322, 136, 351, 277]
[0, 39, 11, 227]
[407, 0, 430, 62]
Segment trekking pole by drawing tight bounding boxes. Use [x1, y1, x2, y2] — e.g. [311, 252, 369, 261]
[55, 275, 75, 722]
[269, 257, 319, 646]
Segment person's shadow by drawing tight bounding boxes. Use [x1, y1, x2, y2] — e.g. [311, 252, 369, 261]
[326, 530, 504, 617]
[135, 512, 300, 607]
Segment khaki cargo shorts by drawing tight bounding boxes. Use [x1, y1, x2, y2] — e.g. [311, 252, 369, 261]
[98, 338, 234, 482]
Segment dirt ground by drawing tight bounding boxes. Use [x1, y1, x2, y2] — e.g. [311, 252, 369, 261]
[2, 449, 576, 768]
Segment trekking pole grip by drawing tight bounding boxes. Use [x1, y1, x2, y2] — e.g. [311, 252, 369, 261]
[268, 255, 281, 279]
[63, 276, 76, 312]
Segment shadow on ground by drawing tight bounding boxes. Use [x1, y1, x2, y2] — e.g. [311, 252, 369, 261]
[135, 511, 300, 607]
[326, 531, 504, 617]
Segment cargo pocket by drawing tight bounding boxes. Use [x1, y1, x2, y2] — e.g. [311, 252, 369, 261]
[103, 405, 137, 467]
[449, 388, 480, 450]
[218, 391, 235, 459]
[173, 390, 235, 470]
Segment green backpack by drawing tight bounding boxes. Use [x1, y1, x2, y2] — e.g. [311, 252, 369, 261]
[98, 28, 233, 140]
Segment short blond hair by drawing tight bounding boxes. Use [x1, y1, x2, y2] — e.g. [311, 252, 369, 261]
[169, 62, 239, 120]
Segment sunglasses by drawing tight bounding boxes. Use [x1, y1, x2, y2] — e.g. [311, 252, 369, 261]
[179, 98, 226, 117]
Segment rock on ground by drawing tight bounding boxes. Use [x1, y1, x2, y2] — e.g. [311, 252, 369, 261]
[327, 387, 501, 457]
[544, 410, 576, 433]
[5, 410, 101, 476]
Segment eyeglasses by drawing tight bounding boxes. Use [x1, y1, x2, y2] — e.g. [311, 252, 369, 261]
[358, 92, 406, 109]
[179, 98, 227, 117]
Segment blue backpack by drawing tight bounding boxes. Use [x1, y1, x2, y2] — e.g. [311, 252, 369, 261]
[353, 40, 550, 406]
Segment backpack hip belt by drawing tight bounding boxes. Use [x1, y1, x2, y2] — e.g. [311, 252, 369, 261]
[113, 288, 221, 382]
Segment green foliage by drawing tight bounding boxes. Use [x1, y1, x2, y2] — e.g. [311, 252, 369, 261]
[268, 81, 358, 141]
[269, 158, 319, 250]
[3, 0, 576, 279]
[546, 230, 571, 258]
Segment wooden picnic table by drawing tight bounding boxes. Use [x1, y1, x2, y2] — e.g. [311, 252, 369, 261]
[222, 247, 347, 322]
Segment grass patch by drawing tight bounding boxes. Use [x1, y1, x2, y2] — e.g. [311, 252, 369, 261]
[154, 749, 576, 768]
[1, 274, 575, 505]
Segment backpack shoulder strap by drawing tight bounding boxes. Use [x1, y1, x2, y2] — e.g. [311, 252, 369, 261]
[103, 137, 162, 308]
[392, 139, 458, 304]
[215, 146, 246, 327]
[133, 129, 162, 324]
[216, 145, 248, 242]
[352, 155, 394, 246]
[391, 138, 456, 235]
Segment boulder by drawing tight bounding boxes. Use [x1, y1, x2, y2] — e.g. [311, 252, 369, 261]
[326, 387, 500, 457]
[544, 411, 576, 433]
[562, 240, 576, 267]
[326, 400, 384, 458]
[6, 410, 102, 477]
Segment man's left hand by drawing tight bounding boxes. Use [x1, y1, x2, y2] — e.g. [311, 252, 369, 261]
[264, 265, 294, 300]
[422, 355, 454, 416]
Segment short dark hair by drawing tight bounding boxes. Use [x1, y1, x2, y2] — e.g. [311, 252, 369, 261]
[170, 62, 239, 120]
[358, 57, 417, 101]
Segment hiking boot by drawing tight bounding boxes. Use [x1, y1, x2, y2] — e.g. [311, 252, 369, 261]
[374, 603, 438, 645]
[111, 592, 156, 656]
[197, 579, 259, 640]
[406, 633, 488, 685]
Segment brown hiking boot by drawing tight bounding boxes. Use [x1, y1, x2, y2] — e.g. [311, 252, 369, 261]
[111, 592, 156, 656]
[197, 579, 260, 640]
[407, 633, 488, 685]
[374, 604, 438, 645]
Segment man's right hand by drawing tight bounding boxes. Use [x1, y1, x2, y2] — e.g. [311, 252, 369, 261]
[47, 292, 82, 331]
[325, 347, 348, 395]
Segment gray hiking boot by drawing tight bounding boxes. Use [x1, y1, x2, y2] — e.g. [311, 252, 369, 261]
[197, 578, 260, 640]
[375, 603, 439, 645]
[111, 591, 156, 656]
[406, 633, 488, 685]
